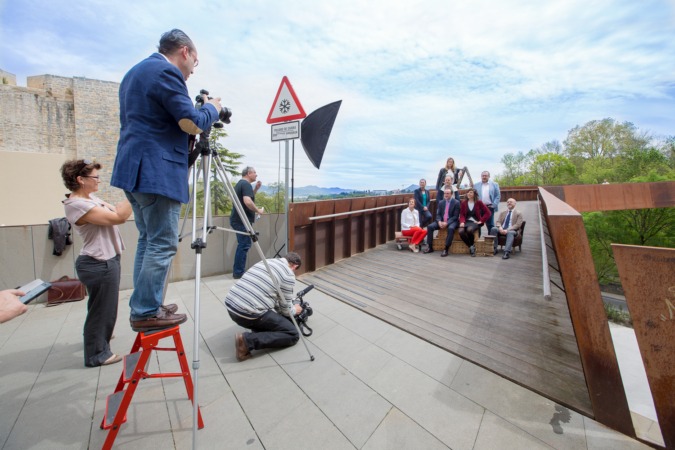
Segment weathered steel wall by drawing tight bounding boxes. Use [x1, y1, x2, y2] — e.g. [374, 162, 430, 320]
[613, 244, 675, 449]
[539, 188, 635, 437]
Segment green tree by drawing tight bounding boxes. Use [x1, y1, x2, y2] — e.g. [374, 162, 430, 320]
[256, 182, 286, 214]
[529, 153, 577, 185]
[193, 127, 243, 216]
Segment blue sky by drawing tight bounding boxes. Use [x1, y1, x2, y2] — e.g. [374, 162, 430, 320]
[2, 0, 674, 190]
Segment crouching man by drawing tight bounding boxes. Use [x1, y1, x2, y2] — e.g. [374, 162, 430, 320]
[225, 252, 303, 361]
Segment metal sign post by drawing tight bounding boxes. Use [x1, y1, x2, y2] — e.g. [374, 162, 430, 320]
[267, 77, 306, 254]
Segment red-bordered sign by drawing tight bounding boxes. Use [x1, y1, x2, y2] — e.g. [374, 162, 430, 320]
[266, 76, 306, 124]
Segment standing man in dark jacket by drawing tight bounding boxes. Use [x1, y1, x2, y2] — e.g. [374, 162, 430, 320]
[111, 29, 222, 332]
[230, 166, 263, 279]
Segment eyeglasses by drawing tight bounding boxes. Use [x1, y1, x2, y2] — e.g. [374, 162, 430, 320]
[185, 46, 199, 68]
[82, 176, 100, 180]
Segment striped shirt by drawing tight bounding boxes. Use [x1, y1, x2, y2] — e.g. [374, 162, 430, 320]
[225, 258, 295, 319]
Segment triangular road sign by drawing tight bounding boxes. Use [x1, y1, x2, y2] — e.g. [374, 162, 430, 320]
[266, 76, 307, 124]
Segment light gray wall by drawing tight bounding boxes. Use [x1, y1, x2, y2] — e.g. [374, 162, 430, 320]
[0, 214, 287, 301]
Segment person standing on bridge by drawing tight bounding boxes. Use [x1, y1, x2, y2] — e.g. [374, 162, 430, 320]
[476, 171, 500, 234]
[490, 198, 524, 259]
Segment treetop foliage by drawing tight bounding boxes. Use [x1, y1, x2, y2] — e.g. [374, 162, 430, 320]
[496, 118, 674, 186]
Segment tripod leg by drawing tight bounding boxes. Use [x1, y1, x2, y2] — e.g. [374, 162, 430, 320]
[212, 157, 315, 361]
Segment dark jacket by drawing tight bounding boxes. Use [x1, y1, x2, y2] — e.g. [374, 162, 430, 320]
[459, 200, 491, 225]
[111, 53, 219, 204]
[48, 217, 72, 256]
[435, 198, 460, 228]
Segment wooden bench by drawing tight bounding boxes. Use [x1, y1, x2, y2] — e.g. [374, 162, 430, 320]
[394, 231, 412, 250]
[434, 228, 493, 255]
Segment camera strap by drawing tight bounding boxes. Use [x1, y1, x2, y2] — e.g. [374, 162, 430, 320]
[299, 321, 313, 337]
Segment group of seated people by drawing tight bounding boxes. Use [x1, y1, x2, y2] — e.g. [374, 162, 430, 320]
[401, 169, 523, 260]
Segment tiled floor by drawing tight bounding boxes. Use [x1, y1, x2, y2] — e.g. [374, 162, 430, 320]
[0, 275, 660, 449]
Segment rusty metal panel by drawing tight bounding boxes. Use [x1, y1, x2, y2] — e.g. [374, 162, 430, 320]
[651, 181, 675, 208]
[558, 182, 675, 212]
[613, 244, 675, 449]
[539, 188, 635, 436]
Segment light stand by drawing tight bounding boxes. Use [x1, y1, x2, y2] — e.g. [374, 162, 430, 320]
[183, 128, 315, 449]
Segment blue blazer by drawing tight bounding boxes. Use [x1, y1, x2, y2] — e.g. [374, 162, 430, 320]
[111, 53, 219, 203]
[476, 181, 501, 213]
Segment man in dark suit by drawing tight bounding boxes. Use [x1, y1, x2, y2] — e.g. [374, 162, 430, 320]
[111, 29, 222, 332]
[413, 178, 433, 227]
[423, 188, 460, 257]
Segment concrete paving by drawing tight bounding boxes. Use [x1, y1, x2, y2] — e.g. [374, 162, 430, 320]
[0, 275, 662, 449]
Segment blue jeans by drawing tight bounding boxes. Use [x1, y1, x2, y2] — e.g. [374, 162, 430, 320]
[231, 220, 252, 277]
[125, 192, 180, 320]
[485, 206, 496, 234]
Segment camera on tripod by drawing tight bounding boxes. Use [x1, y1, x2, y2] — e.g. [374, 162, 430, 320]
[195, 89, 232, 127]
[293, 284, 314, 336]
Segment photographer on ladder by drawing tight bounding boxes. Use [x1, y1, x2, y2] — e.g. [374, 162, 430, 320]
[224, 252, 303, 361]
[111, 29, 223, 332]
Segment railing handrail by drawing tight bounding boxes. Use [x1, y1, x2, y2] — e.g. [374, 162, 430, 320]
[309, 202, 407, 221]
[538, 195, 552, 301]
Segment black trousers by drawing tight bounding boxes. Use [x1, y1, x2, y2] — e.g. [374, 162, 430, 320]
[76, 254, 120, 367]
[459, 222, 482, 247]
[228, 310, 299, 350]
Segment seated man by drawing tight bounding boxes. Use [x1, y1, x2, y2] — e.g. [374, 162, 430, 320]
[413, 178, 433, 227]
[224, 252, 303, 361]
[423, 188, 460, 257]
[490, 198, 524, 260]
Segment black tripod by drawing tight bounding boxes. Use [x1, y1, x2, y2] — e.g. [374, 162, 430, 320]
[181, 128, 315, 449]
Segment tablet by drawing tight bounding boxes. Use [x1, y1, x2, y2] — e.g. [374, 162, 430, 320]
[17, 279, 52, 304]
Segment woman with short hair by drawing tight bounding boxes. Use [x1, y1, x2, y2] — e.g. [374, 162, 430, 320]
[60, 159, 132, 367]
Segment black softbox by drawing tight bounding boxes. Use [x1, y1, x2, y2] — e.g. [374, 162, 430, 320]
[300, 100, 341, 169]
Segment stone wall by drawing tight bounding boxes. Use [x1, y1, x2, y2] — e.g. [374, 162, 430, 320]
[0, 69, 123, 225]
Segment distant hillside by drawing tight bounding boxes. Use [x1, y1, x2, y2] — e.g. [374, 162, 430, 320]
[259, 185, 355, 197]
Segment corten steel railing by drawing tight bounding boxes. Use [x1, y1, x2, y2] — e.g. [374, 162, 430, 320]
[288, 186, 540, 275]
[613, 244, 675, 450]
[288, 181, 674, 444]
[539, 181, 675, 444]
[288, 195, 412, 275]
[538, 187, 635, 437]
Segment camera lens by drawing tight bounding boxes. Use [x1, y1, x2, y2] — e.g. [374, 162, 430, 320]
[219, 107, 232, 124]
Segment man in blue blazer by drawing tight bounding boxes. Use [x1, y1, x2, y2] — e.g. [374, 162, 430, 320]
[423, 188, 460, 257]
[476, 171, 501, 234]
[111, 29, 222, 332]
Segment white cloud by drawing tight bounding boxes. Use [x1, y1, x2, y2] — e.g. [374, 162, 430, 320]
[2, 0, 674, 189]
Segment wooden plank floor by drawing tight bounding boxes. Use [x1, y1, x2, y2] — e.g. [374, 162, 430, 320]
[299, 201, 593, 416]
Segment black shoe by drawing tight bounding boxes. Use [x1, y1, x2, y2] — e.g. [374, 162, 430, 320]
[493, 248, 498, 256]
[502, 252, 510, 260]
[440, 249, 449, 257]
[423, 248, 434, 254]
[233, 273, 243, 279]
[469, 245, 476, 257]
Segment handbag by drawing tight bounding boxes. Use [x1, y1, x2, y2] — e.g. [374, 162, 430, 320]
[47, 276, 86, 306]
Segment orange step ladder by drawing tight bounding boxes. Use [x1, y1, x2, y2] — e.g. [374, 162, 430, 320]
[100, 325, 203, 449]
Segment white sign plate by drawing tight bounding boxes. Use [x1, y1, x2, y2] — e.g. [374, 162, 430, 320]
[271, 121, 300, 141]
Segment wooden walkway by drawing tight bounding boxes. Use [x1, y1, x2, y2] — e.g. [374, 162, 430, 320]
[299, 201, 593, 416]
